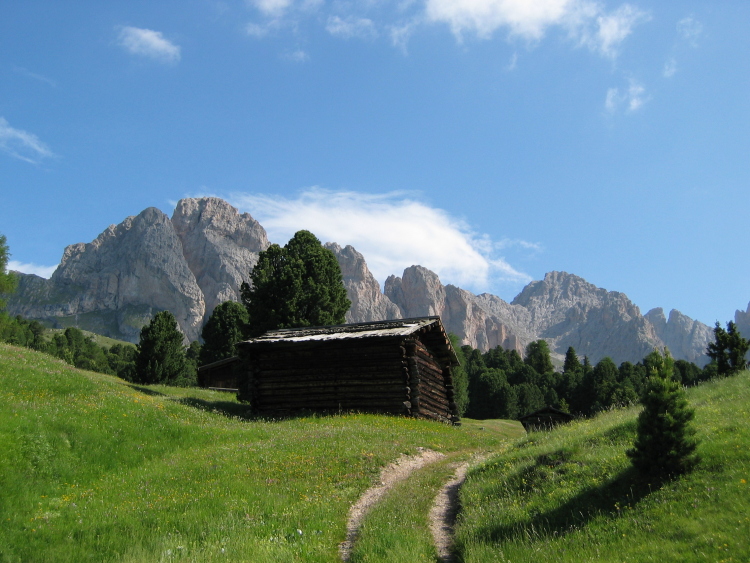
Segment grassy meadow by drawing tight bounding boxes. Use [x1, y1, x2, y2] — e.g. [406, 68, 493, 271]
[0, 343, 522, 562]
[3, 341, 750, 562]
[454, 369, 750, 562]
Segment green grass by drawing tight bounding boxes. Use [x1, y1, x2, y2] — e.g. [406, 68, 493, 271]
[0, 343, 522, 562]
[454, 371, 750, 562]
[44, 327, 135, 349]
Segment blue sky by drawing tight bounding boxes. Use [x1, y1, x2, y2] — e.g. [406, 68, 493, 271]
[1, 1, 748, 327]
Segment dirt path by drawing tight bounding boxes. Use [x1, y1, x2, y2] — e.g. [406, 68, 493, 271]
[339, 447, 445, 562]
[430, 454, 487, 562]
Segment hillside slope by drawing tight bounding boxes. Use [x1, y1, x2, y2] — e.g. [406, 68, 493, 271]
[0, 343, 521, 562]
[455, 370, 750, 562]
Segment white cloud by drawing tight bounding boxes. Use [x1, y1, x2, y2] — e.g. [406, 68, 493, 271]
[605, 79, 647, 113]
[117, 26, 181, 63]
[389, 21, 419, 53]
[281, 49, 310, 62]
[507, 51, 518, 70]
[326, 16, 378, 39]
[585, 4, 650, 58]
[12, 66, 57, 87]
[8, 261, 57, 279]
[227, 188, 532, 293]
[248, 0, 294, 17]
[423, 0, 648, 56]
[0, 117, 56, 164]
[663, 57, 676, 78]
[677, 15, 702, 46]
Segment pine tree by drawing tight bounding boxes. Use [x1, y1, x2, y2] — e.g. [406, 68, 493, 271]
[135, 311, 188, 385]
[707, 321, 749, 376]
[199, 301, 248, 366]
[0, 234, 18, 310]
[627, 349, 699, 479]
[240, 230, 350, 337]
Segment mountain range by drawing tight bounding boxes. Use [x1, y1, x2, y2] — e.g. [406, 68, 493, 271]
[9, 197, 738, 366]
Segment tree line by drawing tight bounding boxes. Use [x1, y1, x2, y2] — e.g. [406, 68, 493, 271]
[2, 230, 749, 421]
[453, 322, 747, 420]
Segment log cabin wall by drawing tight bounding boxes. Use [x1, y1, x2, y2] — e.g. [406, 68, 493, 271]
[235, 317, 460, 424]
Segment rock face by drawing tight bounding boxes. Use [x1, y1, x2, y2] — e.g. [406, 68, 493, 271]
[172, 197, 269, 319]
[7, 196, 716, 364]
[324, 243, 402, 323]
[644, 308, 714, 364]
[8, 198, 267, 343]
[734, 303, 750, 340]
[380, 267, 712, 365]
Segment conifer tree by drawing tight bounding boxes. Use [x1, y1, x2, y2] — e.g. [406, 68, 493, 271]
[0, 234, 18, 310]
[707, 321, 749, 376]
[199, 301, 248, 366]
[240, 230, 350, 337]
[135, 311, 188, 385]
[627, 349, 699, 479]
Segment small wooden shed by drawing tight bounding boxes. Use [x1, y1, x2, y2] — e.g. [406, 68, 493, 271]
[197, 356, 240, 392]
[234, 317, 461, 423]
[519, 406, 575, 432]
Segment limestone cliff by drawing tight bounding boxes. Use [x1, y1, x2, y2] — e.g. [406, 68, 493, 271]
[324, 242, 402, 323]
[7, 198, 268, 343]
[10, 207, 205, 342]
[172, 197, 269, 319]
[6, 198, 717, 363]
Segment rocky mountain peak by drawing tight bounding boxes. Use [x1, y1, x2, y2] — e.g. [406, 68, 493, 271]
[172, 197, 269, 318]
[325, 242, 402, 323]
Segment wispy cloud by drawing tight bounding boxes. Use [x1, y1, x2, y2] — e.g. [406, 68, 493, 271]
[578, 3, 651, 58]
[12, 66, 57, 87]
[8, 261, 57, 279]
[423, 0, 649, 57]
[247, 0, 295, 18]
[663, 57, 677, 78]
[281, 49, 309, 62]
[117, 26, 181, 63]
[677, 15, 702, 47]
[243, 0, 648, 60]
[0, 117, 56, 164]
[326, 16, 378, 39]
[605, 79, 647, 113]
[226, 188, 533, 293]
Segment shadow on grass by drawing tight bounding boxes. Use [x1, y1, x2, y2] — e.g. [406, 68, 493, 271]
[174, 397, 393, 424]
[474, 463, 663, 544]
[127, 384, 168, 397]
[177, 396, 257, 420]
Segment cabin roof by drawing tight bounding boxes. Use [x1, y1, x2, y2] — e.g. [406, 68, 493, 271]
[238, 316, 459, 364]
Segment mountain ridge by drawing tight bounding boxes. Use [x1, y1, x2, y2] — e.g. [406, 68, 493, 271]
[7, 197, 716, 364]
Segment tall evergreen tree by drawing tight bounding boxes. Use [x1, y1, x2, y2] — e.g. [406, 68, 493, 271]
[199, 301, 249, 366]
[563, 346, 581, 374]
[627, 349, 699, 479]
[448, 334, 470, 416]
[0, 234, 18, 310]
[135, 311, 188, 385]
[524, 340, 554, 375]
[707, 321, 749, 376]
[240, 230, 350, 337]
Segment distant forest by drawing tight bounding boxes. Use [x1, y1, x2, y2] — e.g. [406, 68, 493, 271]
[452, 338, 716, 419]
[0, 309, 729, 420]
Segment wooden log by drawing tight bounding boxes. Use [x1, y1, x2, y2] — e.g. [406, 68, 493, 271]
[256, 378, 410, 390]
[412, 395, 449, 418]
[255, 397, 410, 410]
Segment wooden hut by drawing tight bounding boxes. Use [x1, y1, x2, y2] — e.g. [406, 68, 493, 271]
[234, 317, 461, 423]
[197, 356, 240, 392]
[518, 406, 575, 432]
